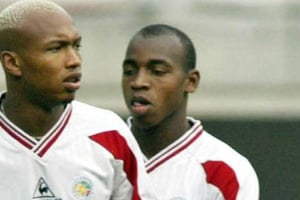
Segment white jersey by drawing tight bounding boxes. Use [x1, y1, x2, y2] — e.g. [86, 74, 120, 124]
[0, 98, 158, 200]
[127, 116, 259, 200]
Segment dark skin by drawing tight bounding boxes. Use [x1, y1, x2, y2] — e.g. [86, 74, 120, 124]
[0, 10, 81, 138]
[122, 34, 199, 158]
[131, 109, 190, 158]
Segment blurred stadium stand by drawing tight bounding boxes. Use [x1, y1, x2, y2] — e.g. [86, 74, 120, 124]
[1, 0, 300, 199]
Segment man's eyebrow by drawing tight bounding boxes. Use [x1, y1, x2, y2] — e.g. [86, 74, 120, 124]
[123, 59, 136, 66]
[148, 59, 171, 67]
[46, 35, 82, 44]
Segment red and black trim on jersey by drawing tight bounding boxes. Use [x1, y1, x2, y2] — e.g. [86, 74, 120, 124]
[0, 99, 72, 157]
[145, 123, 203, 173]
[33, 106, 72, 157]
[128, 116, 240, 200]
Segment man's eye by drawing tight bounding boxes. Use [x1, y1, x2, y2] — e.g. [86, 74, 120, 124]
[74, 43, 81, 51]
[123, 68, 135, 76]
[152, 68, 167, 76]
[47, 46, 61, 53]
[123, 65, 138, 76]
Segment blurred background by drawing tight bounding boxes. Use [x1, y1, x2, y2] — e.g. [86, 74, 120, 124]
[1, 0, 300, 199]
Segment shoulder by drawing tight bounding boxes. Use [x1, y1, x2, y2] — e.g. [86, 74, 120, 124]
[199, 130, 259, 199]
[186, 117, 254, 169]
[186, 117, 248, 164]
[186, 117, 259, 199]
[70, 101, 140, 155]
[71, 101, 124, 122]
[199, 130, 256, 175]
[70, 101, 131, 137]
[201, 130, 254, 164]
[72, 100, 117, 115]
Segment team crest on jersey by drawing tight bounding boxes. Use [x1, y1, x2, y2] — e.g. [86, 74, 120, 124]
[71, 177, 93, 200]
[32, 177, 62, 200]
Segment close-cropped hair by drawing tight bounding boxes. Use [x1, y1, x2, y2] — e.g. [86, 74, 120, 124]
[0, 0, 66, 30]
[135, 24, 197, 72]
[0, 0, 67, 51]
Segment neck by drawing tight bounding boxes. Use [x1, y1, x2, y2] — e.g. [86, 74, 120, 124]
[2, 93, 66, 138]
[131, 115, 190, 158]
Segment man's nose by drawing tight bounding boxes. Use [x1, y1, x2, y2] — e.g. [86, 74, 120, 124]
[130, 69, 150, 89]
[66, 47, 81, 69]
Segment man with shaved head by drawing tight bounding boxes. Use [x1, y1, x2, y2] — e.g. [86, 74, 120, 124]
[122, 24, 260, 199]
[0, 1, 158, 199]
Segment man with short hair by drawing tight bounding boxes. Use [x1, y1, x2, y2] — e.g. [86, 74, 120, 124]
[122, 24, 259, 199]
[0, 1, 158, 199]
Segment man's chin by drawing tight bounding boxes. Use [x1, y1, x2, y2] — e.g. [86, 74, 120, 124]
[62, 95, 76, 104]
[132, 116, 157, 130]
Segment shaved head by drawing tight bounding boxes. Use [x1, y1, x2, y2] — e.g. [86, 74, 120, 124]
[129, 24, 196, 72]
[0, 0, 69, 51]
[0, 0, 67, 30]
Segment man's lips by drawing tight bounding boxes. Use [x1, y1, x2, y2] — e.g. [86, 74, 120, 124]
[130, 96, 151, 114]
[131, 96, 150, 106]
[63, 72, 82, 91]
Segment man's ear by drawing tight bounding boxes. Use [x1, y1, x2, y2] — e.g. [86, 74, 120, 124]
[184, 69, 200, 93]
[0, 51, 22, 77]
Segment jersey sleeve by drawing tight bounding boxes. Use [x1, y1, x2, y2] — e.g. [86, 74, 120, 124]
[235, 160, 259, 200]
[89, 113, 158, 200]
[203, 159, 259, 200]
[200, 131, 259, 200]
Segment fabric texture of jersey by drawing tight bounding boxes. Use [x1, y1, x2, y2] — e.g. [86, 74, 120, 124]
[127, 116, 259, 200]
[0, 92, 158, 200]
